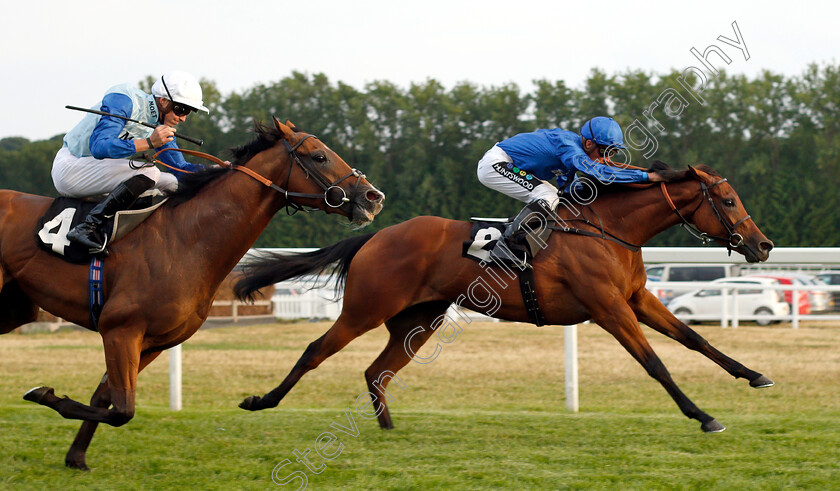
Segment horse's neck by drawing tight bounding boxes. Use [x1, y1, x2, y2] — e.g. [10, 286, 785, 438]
[589, 181, 702, 246]
[164, 150, 287, 283]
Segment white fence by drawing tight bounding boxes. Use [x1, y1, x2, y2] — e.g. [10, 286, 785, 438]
[271, 278, 342, 321]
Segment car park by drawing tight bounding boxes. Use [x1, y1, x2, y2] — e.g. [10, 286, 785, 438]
[667, 277, 790, 326]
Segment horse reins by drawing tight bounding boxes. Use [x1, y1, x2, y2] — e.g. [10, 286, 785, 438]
[660, 179, 751, 252]
[546, 177, 751, 253]
[549, 211, 643, 252]
[152, 134, 366, 213]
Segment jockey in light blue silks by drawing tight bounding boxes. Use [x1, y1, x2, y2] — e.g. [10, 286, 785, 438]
[476, 116, 663, 266]
[52, 71, 209, 253]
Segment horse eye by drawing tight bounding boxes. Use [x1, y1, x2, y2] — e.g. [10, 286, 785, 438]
[723, 199, 735, 207]
[312, 154, 327, 163]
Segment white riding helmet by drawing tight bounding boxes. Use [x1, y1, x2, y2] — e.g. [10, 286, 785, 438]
[151, 70, 209, 113]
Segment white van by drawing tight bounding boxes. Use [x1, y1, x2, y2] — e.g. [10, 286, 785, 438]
[645, 263, 741, 306]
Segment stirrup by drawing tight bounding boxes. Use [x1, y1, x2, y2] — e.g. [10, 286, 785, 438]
[68, 225, 109, 255]
[87, 235, 109, 255]
[489, 238, 532, 270]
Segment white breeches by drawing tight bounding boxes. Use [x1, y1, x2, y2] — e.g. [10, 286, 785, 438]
[52, 146, 177, 198]
[476, 145, 560, 209]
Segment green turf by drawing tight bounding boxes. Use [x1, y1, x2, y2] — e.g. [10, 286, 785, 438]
[1, 321, 839, 489]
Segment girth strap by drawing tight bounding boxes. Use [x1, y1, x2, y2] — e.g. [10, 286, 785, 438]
[518, 267, 546, 326]
[89, 257, 104, 332]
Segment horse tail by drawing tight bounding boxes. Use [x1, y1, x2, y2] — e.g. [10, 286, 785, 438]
[234, 233, 376, 302]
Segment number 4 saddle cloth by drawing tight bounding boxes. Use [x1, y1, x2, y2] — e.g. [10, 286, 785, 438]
[35, 193, 167, 264]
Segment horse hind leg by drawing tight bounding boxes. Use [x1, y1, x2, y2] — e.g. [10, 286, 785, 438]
[365, 301, 451, 430]
[239, 312, 385, 411]
[0, 280, 40, 334]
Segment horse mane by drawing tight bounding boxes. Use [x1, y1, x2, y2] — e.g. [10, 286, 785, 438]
[165, 121, 302, 206]
[582, 160, 719, 198]
[648, 160, 721, 181]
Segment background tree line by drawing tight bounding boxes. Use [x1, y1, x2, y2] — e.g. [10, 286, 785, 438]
[2, 64, 838, 247]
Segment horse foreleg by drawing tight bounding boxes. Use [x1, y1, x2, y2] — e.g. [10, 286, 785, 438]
[23, 327, 143, 429]
[630, 289, 773, 388]
[365, 301, 450, 429]
[65, 350, 162, 471]
[592, 299, 724, 433]
[240, 314, 381, 411]
[63, 373, 110, 471]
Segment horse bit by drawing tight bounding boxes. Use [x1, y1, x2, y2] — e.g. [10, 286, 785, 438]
[661, 178, 751, 253]
[276, 135, 366, 211]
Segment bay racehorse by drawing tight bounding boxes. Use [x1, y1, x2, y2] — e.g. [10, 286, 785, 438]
[0, 118, 384, 469]
[234, 162, 774, 433]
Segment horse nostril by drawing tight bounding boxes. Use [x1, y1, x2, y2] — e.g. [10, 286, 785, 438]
[366, 190, 384, 203]
[760, 240, 774, 252]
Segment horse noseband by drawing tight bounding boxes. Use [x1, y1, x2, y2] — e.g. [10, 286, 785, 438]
[279, 136, 366, 212]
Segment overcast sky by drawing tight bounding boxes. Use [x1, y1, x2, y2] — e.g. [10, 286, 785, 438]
[2, 0, 836, 141]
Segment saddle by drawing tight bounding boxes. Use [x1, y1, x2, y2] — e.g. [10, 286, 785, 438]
[35, 192, 167, 264]
[462, 216, 555, 326]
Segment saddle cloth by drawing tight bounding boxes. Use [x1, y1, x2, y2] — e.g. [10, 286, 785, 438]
[35, 192, 167, 264]
[461, 218, 552, 267]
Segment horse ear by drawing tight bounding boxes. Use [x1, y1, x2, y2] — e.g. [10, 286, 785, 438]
[687, 165, 700, 178]
[285, 120, 298, 131]
[273, 117, 296, 140]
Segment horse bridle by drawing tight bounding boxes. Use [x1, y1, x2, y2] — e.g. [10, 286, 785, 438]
[661, 178, 751, 252]
[271, 134, 367, 212]
[157, 134, 367, 213]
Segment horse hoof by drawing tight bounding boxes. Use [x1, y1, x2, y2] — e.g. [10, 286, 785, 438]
[701, 419, 726, 433]
[750, 375, 774, 388]
[66, 458, 90, 471]
[239, 396, 262, 411]
[23, 386, 54, 404]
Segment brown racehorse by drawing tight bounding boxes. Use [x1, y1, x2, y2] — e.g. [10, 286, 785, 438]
[0, 118, 384, 470]
[234, 163, 774, 434]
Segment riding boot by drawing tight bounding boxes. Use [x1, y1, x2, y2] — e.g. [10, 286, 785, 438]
[67, 175, 155, 253]
[490, 200, 551, 269]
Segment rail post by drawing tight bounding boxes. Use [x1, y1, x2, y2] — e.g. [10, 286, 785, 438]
[169, 345, 182, 411]
[565, 324, 579, 413]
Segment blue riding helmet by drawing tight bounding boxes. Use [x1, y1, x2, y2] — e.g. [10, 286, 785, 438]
[580, 116, 626, 149]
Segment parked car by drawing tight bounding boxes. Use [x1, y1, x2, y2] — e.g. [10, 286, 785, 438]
[743, 274, 811, 315]
[645, 263, 741, 306]
[789, 274, 832, 313]
[815, 271, 840, 312]
[668, 277, 790, 326]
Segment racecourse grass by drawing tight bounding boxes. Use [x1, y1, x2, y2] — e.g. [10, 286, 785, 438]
[1, 320, 839, 489]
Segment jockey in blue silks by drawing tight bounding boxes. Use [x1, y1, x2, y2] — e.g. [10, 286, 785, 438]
[476, 116, 664, 266]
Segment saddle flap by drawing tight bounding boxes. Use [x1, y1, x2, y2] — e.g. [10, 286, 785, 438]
[110, 196, 167, 242]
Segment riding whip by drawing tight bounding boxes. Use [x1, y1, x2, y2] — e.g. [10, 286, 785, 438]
[65, 105, 204, 146]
